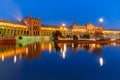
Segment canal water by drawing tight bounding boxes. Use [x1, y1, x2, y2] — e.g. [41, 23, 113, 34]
[0, 40, 120, 80]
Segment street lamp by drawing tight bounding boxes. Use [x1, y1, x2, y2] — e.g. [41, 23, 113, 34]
[62, 23, 66, 26]
[99, 18, 104, 23]
[14, 25, 16, 37]
[2, 27, 4, 39]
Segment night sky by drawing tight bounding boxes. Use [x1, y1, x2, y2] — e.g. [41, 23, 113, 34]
[0, 0, 120, 29]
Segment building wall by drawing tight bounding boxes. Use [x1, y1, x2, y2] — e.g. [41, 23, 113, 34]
[0, 16, 120, 39]
[40, 26, 70, 37]
[103, 30, 120, 38]
[22, 16, 41, 36]
[0, 22, 28, 38]
[72, 23, 102, 34]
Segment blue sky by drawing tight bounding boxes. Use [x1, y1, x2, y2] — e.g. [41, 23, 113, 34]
[0, 0, 120, 29]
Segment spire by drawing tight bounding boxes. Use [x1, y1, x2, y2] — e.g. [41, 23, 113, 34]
[71, 20, 77, 29]
[29, 14, 32, 18]
[73, 20, 77, 26]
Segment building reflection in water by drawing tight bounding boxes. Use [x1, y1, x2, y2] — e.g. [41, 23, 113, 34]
[54, 43, 103, 55]
[54, 42, 105, 66]
[25, 42, 41, 61]
[0, 40, 119, 64]
[2, 54, 4, 62]
[0, 41, 41, 62]
[0, 40, 55, 62]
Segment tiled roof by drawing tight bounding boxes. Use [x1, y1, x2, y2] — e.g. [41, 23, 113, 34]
[103, 28, 120, 31]
[41, 24, 59, 28]
[41, 24, 71, 29]
[0, 18, 26, 25]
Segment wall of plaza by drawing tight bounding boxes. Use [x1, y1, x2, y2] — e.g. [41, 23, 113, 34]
[103, 29, 120, 38]
[22, 16, 41, 36]
[0, 21, 29, 38]
[40, 22, 103, 37]
[40, 23, 120, 39]
[0, 16, 120, 39]
[40, 26, 76, 37]
[0, 16, 40, 39]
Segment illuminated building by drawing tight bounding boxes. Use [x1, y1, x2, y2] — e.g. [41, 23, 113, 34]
[72, 21, 102, 35]
[0, 16, 120, 39]
[22, 15, 41, 36]
[0, 18, 28, 38]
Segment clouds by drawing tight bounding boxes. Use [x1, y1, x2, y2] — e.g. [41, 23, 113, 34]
[0, 0, 22, 20]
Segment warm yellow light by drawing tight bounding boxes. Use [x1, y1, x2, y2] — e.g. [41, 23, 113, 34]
[49, 43, 52, 53]
[49, 28, 51, 30]
[60, 27, 63, 29]
[26, 48, 28, 55]
[2, 54, 4, 61]
[14, 25, 16, 28]
[64, 28, 67, 30]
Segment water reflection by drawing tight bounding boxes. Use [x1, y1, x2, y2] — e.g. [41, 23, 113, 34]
[0, 40, 120, 64]
[54, 43, 103, 55]
[53, 42, 120, 67]
[99, 57, 104, 67]
[1, 40, 120, 80]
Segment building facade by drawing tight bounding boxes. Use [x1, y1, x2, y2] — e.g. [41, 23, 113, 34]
[0, 18, 28, 39]
[0, 16, 120, 39]
[22, 15, 41, 36]
[71, 21, 102, 37]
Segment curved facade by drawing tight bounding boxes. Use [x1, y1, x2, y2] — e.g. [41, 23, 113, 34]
[0, 18, 28, 38]
[0, 16, 120, 39]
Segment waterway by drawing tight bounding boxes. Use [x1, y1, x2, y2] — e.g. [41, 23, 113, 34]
[0, 39, 120, 80]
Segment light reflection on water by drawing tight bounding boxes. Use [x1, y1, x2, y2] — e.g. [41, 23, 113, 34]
[0, 40, 120, 64]
[0, 40, 120, 80]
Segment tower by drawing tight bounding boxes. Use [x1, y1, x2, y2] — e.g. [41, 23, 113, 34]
[22, 15, 41, 36]
[72, 20, 77, 29]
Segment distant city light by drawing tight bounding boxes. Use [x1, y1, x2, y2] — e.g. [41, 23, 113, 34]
[99, 57, 104, 66]
[99, 18, 104, 23]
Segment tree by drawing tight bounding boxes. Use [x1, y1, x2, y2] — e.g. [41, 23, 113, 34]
[52, 30, 62, 40]
[73, 35, 78, 41]
[83, 34, 90, 39]
[94, 31, 103, 38]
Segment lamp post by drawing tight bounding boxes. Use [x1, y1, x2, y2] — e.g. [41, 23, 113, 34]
[14, 25, 16, 38]
[2, 27, 4, 40]
[62, 23, 66, 27]
[99, 18, 104, 38]
[62, 23, 66, 36]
